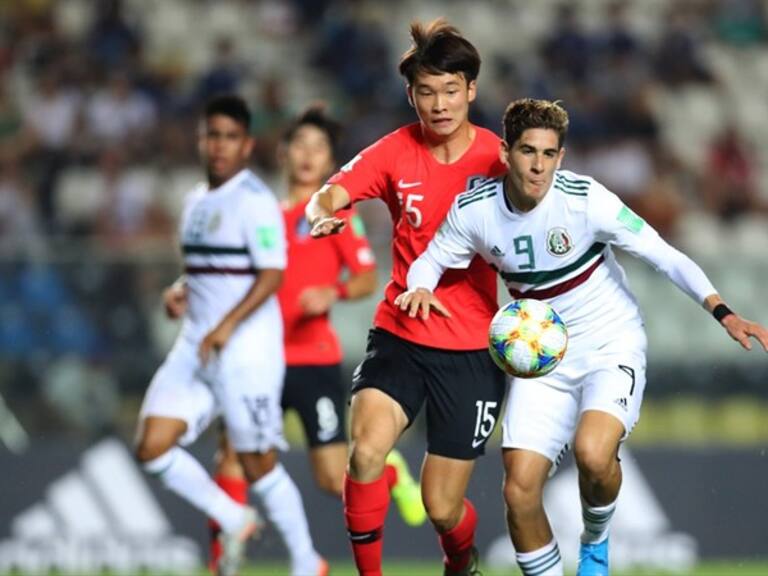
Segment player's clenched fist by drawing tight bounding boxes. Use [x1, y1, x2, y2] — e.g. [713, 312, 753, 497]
[394, 287, 452, 320]
[163, 282, 187, 319]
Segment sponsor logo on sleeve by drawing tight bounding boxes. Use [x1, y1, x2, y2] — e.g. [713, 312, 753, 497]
[617, 205, 645, 233]
[256, 226, 277, 249]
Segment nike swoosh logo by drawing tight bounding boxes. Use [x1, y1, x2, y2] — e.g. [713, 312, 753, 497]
[349, 533, 376, 541]
[398, 179, 422, 189]
[472, 438, 485, 448]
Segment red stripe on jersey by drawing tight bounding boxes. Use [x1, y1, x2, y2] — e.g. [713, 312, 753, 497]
[184, 266, 259, 275]
[328, 123, 504, 351]
[508, 256, 604, 300]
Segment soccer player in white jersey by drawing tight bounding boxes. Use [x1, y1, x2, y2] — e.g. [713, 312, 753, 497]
[396, 98, 768, 576]
[134, 95, 323, 576]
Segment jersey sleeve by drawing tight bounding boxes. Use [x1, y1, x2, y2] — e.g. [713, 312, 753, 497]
[407, 199, 478, 291]
[327, 137, 392, 203]
[240, 192, 287, 270]
[589, 183, 716, 304]
[333, 208, 377, 273]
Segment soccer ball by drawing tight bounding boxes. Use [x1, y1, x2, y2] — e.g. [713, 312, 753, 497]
[488, 299, 568, 378]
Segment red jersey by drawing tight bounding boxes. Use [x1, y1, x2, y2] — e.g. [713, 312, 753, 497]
[328, 123, 504, 350]
[279, 198, 376, 365]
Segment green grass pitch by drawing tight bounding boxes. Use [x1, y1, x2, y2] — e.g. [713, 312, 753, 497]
[223, 560, 768, 575]
[5, 560, 768, 575]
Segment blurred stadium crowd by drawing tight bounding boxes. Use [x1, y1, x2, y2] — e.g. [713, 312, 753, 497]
[1, 0, 767, 440]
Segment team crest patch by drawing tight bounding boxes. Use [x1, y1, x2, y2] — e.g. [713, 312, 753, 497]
[546, 227, 573, 256]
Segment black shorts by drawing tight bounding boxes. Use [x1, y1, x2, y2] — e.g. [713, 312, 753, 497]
[351, 328, 506, 460]
[281, 364, 347, 448]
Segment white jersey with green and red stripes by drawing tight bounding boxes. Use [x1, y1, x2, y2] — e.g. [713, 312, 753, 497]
[178, 168, 286, 345]
[408, 169, 717, 343]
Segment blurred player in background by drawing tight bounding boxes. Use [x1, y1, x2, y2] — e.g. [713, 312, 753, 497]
[206, 105, 426, 573]
[397, 98, 768, 576]
[307, 19, 507, 576]
[134, 95, 323, 576]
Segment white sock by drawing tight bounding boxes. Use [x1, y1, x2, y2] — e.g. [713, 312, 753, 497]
[581, 499, 616, 544]
[516, 539, 563, 576]
[142, 447, 246, 533]
[251, 463, 320, 575]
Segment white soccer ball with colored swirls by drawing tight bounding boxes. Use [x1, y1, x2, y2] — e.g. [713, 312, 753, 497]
[488, 299, 568, 378]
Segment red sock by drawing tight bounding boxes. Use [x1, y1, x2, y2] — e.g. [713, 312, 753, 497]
[439, 499, 478, 571]
[343, 472, 391, 576]
[208, 475, 249, 573]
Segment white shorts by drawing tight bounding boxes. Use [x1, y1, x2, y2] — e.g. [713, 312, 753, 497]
[501, 327, 647, 463]
[139, 335, 287, 453]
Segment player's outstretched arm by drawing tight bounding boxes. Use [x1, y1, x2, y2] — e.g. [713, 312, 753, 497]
[705, 295, 768, 352]
[307, 183, 351, 237]
[394, 287, 451, 320]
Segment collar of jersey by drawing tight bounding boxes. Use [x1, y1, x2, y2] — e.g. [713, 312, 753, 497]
[206, 168, 251, 195]
[497, 177, 555, 220]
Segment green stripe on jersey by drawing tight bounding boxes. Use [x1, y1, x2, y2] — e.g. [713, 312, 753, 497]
[554, 183, 588, 197]
[555, 179, 589, 191]
[617, 205, 645, 233]
[555, 173, 590, 188]
[458, 190, 497, 209]
[457, 181, 497, 206]
[182, 244, 248, 255]
[500, 242, 605, 284]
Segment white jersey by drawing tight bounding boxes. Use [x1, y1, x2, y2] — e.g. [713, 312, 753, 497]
[178, 169, 286, 345]
[409, 169, 717, 345]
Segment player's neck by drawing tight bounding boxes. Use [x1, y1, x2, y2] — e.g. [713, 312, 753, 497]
[286, 181, 322, 207]
[503, 175, 537, 213]
[421, 122, 475, 165]
[207, 167, 246, 190]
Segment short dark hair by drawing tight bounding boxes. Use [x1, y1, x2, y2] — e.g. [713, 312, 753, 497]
[204, 95, 251, 131]
[398, 18, 481, 85]
[503, 98, 570, 148]
[282, 104, 342, 157]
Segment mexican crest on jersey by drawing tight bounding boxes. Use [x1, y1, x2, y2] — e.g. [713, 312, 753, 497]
[546, 227, 573, 257]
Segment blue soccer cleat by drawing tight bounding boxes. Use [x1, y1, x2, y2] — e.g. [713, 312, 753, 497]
[577, 538, 609, 576]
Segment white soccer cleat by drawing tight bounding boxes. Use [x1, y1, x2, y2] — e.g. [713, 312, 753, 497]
[217, 506, 262, 576]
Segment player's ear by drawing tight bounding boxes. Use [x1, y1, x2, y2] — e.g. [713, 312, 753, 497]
[499, 140, 510, 167]
[467, 79, 477, 103]
[242, 135, 256, 159]
[406, 84, 414, 108]
[556, 146, 566, 169]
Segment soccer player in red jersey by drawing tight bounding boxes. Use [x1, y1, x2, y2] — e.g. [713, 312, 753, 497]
[205, 106, 425, 574]
[307, 19, 507, 575]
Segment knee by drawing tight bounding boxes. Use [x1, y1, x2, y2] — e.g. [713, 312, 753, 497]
[215, 448, 244, 478]
[239, 451, 277, 483]
[135, 436, 174, 464]
[348, 440, 387, 479]
[503, 474, 543, 516]
[573, 440, 616, 482]
[423, 493, 462, 532]
[314, 470, 344, 498]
